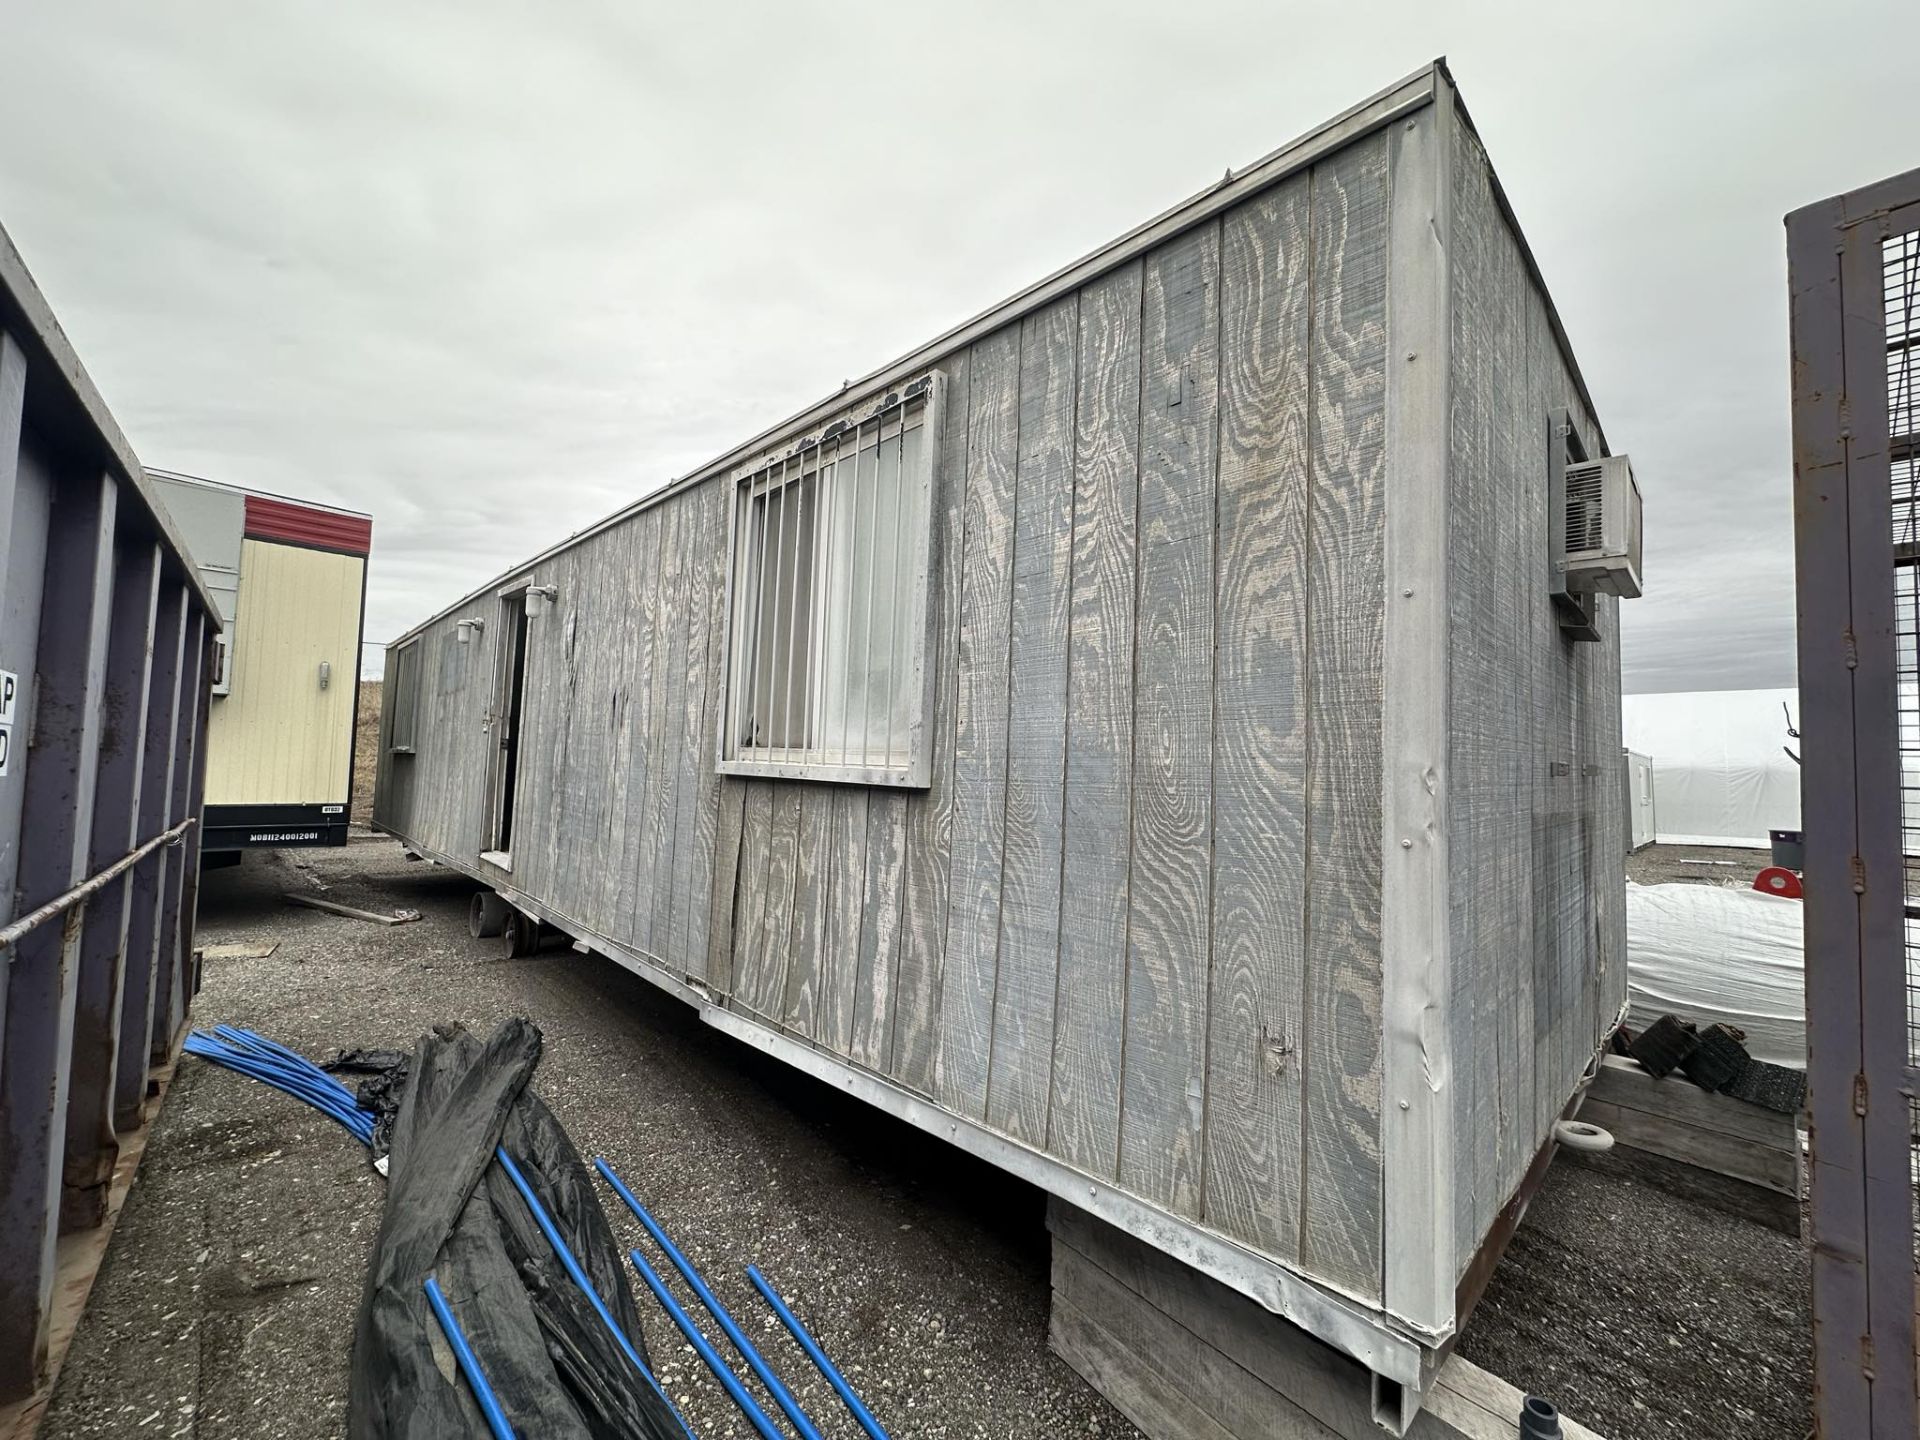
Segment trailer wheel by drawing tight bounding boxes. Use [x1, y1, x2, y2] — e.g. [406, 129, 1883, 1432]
[469, 890, 511, 939]
[503, 908, 542, 958]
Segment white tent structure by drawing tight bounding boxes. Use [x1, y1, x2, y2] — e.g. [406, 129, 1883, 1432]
[1620, 687, 1800, 847]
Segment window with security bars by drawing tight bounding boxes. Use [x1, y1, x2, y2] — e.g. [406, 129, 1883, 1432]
[1885, 229, 1920, 1074]
[720, 374, 942, 786]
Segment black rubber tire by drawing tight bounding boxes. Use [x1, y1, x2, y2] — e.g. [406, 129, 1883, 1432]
[503, 908, 541, 958]
[469, 890, 510, 939]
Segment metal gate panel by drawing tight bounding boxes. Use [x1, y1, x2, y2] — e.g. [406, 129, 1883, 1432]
[1788, 168, 1920, 1440]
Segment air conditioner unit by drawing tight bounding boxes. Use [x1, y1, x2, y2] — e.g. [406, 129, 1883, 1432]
[1561, 453, 1642, 599]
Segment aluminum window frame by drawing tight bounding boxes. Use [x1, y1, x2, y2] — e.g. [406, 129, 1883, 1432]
[388, 635, 422, 756]
[716, 371, 943, 788]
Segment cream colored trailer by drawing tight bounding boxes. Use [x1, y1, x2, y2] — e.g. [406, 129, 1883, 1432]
[149, 471, 370, 850]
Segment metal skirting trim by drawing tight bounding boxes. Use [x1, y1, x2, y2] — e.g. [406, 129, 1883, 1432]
[395, 831, 1435, 1389]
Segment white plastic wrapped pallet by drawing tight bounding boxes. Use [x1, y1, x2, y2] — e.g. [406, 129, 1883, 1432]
[1625, 882, 1806, 1065]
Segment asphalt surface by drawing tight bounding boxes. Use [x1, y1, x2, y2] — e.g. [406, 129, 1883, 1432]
[40, 838, 1811, 1439]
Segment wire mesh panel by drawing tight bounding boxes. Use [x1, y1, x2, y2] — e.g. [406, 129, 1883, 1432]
[1789, 171, 1920, 1440]
[1892, 231, 1920, 1074]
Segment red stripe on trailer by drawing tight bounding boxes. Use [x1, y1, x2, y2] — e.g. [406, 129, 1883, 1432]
[243, 495, 372, 555]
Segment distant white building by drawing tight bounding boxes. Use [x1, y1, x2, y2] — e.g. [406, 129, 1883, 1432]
[1621, 687, 1799, 847]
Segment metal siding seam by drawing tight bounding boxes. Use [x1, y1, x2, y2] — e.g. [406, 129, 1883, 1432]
[1379, 88, 1455, 1339]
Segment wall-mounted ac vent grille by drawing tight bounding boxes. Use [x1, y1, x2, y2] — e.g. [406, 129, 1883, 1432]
[1561, 453, 1642, 599]
[1565, 461, 1607, 555]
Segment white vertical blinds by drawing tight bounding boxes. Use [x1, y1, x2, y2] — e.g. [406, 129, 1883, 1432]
[723, 380, 936, 783]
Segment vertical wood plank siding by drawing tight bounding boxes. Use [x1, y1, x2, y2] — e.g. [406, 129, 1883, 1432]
[381, 100, 1618, 1311]
[934, 325, 1021, 1119]
[1120, 223, 1220, 1218]
[987, 298, 1078, 1145]
[1300, 138, 1390, 1296]
[1203, 176, 1313, 1263]
[1445, 117, 1624, 1274]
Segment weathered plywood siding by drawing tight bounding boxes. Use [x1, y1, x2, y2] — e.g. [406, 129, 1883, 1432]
[1444, 118, 1625, 1277]
[381, 92, 1622, 1321]
[381, 127, 1398, 1303]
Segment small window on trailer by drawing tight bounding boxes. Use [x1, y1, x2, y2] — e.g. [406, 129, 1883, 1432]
[389, 637, 422, 754]
[720, 373, 942, 786]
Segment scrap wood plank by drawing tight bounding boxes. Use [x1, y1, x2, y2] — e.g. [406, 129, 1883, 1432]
[1577, 1095, 1797, 1195]
[1589, 1053, 1798, 1144]
[1049, 1199, 1610, 1440]
[1418, 1359, 1606, 1440]
[283, 892, 420, 926]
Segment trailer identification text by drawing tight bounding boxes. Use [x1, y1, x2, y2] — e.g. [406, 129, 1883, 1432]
[0, 669, 16, 778]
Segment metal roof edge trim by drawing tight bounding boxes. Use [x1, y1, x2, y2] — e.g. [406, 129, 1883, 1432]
[390, 60, 1446, 648]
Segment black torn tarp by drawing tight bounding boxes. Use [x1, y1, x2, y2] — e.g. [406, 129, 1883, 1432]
[323, 1046, 411, 1158]
[347, 1018, 688, 1440]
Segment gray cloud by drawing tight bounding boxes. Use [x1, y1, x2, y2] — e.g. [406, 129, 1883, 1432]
[2, 1, 1913, 689]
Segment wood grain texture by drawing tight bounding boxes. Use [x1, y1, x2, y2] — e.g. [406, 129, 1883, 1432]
[649, 496, 694, 953]
[1051, 1200, 1383, 1439]
[1051, 1241, 1341, 1440]
[823, 785, 871, 1056]
[731, 780, 776, 1016]
[670, 482, 721, 976]
[755, 784, 804, 1023]
[891, 347, 973, 1096]
[1443, 116, 1621, 1279]
[987, 297, 1078, 1145]
[1443, 117, 1498, 1263]
[934, 325, 1021, 1119]
[707, 777, 747, 993]
[1203, 177, 1313, 1260]
[618, 513, 665, 942]
[1047, 259, 1143, 1179]
[1119, 222, 1219, 1217]
[1300, 136, 1389, 1299]
[596, 520, 642, 938]
[640, 503, 684, 953]
[851, 792, 905, 1067]
[784, 782, 833, 1035]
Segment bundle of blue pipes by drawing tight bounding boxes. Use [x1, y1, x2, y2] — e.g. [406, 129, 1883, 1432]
[184, 1022, 892, 1439]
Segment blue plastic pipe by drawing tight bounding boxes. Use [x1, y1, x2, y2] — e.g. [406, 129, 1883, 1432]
[630, 1249, 788, 1440]
[747, 1267, 891, 1440]
[595, 1158, 822, 1440]
[423, 1275, 517, 1440]
[492, 1150, 694, 1439]
[184, 1031, 375, 1142]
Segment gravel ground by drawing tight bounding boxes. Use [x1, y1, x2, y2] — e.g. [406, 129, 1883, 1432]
[40, 838, 1813, 1439]
[1625, 842, 1774, 888]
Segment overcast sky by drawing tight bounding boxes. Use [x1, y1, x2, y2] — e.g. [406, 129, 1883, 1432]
[2, 2, 1915, 691]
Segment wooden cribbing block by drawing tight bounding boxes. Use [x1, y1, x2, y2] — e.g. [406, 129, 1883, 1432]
[1578, 1055, 1800, 1233]
[1046, 1199, 1606, 1440]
